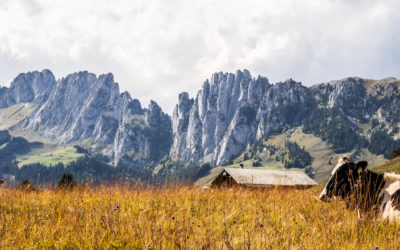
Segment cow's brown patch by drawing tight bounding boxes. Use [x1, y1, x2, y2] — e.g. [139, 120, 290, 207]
[391, 190, 400, 210]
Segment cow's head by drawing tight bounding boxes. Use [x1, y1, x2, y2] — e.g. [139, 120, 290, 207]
[319, 156, 368, 202]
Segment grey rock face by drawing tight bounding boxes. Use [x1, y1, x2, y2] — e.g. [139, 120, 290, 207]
[311, 77, 400, 124]
[170, 92, 194, 161]
[365, 80, 400, 125]
[25, 71, 119, 143]
[311, 77, 367, 117]
[113, 99, 171, 166]
[256, 79, 315, 139]
[2, 68, 400, 170]
[1, 70, 171, 166]
[170, 70, 271, 165]
[0, 69, 56, 108]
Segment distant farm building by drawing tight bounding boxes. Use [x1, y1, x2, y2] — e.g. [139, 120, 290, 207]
[211, 168, 317, 188]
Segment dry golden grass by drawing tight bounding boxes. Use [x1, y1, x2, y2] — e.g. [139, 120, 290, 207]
[1, 184, 400, 249]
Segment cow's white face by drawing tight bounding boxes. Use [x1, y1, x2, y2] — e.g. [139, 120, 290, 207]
[319, 156, 350, 202]
[319, 156, 368, 202]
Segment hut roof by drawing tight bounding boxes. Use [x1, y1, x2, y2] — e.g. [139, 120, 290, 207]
[218, 168, 317, 187]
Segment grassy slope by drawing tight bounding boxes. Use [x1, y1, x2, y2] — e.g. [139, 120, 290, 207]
[0, 185, 399, 249]
[0, 103, 58, 144]
[288, 129, 385, 182]
[262, 130, 342, 183]
[373, 156, 400, 174]
[0, 103, 37, 130]
[288, 131, 338, 181]
[0, 103, 84, 166]
[15, 145, 84, 167]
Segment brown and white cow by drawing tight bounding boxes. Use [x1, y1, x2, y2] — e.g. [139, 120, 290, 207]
[319, 156, 400, 221]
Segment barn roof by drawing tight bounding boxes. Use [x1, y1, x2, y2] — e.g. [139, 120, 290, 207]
[218, 168, 317, 187]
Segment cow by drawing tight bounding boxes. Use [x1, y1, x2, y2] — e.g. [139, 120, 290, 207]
[0, 179, 4, 186]
[319, 155, 400, 221]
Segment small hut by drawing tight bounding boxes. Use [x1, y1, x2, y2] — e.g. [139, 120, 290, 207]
[211, 168, 317, 188]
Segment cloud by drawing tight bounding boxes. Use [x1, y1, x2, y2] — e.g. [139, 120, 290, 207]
[0, 0, 399, 113]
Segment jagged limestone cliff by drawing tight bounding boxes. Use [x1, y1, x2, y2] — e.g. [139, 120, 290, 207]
[170, 71, 316, 165]
[0, 70, 171, 166]
[1, 69, 400, 171]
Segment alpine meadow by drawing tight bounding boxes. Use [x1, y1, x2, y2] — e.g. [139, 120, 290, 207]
[1, 181, 400, 249]
[2, 0, 400, 249]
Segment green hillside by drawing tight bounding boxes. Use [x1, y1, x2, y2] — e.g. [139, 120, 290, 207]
[372, 157, 400, 174]
[260, 128, 385, 182]
[0, 103, 37, 130]
[15, 145, 84, 167]
[0, 129, 84, 167]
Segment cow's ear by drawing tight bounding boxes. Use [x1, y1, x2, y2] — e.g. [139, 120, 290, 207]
[356, 161, 368, 171]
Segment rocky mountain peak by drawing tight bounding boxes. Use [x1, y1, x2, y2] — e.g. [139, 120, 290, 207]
[146, 100, 165, 126]
[378, 77, 398, 83]
[0, 70, 170, 166]
[255, 79, 314, 139]
[0, 69, 56, 108]
[11, 69, 55, 94]
[310, 77, 367, 118]
[2, 68, 400, 174]
[170, 70, 271, 165]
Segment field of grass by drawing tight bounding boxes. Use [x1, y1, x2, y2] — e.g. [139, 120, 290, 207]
[15, 145, 84, 167]
[1, 185, 400, 249]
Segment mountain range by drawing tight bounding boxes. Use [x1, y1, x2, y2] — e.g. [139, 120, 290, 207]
[1, 69, 400, 182]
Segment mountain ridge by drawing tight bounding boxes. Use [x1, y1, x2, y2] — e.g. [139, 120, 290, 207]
[0, 69, 171, 167]
[1, 69, 399, 182]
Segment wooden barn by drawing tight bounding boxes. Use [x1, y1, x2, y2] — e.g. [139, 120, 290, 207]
[211, 168, 317, 188]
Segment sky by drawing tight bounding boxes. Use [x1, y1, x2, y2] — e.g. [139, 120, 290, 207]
[0, 0, 400, 114]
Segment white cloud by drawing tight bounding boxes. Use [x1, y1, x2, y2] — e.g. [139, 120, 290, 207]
[0, 0, 399, 113]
